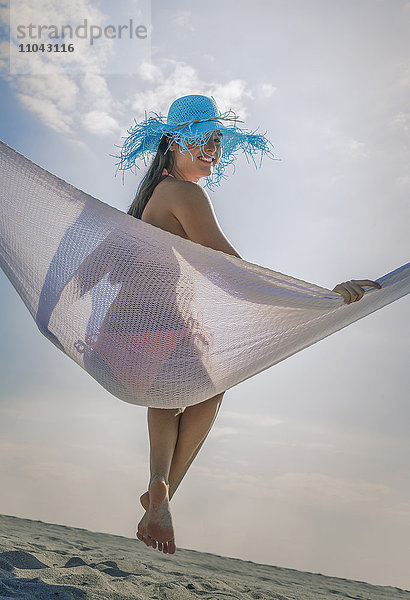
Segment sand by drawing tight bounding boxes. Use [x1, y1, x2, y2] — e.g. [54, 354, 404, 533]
[0, 514, 408, 600]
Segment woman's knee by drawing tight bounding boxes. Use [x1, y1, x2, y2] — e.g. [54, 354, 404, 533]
[209, 391, 224, 412]
[176, 391, 225, 415]
[183, 391, 224, 412]
[206, 390, 224, 404]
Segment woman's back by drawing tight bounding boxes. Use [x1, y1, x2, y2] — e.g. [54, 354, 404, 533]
[141, 175, 242, 258]
[140, 176, 189, 240]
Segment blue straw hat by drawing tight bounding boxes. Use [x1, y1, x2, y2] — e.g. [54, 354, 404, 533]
[114, 94, 277, 190]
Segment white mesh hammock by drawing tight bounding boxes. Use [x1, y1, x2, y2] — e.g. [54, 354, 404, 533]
[0, 140, 408, 409]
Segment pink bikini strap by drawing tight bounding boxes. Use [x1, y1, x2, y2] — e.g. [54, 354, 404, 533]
[161, 167, 174, 178]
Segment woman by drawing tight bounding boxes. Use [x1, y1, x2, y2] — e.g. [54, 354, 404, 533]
[117, 94, 381, 555]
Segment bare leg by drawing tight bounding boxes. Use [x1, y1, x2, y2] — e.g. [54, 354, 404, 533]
[137, 392, 224, 554]
[168, 391, 224, 500]
[137, 406, 181, 554]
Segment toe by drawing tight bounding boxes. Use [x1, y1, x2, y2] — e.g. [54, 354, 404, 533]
[163, 542, 168, 554]
[158, 542, 163, 552]
[168, 540, 176, 554]
[136, 532, 149, 547]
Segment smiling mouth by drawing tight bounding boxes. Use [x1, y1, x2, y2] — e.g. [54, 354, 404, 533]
[197, 156, 214, 164]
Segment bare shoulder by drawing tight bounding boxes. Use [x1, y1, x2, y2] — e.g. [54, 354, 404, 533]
[152, 177, 213, 220]
[149, 177, 205, 207]
[157, 177, 210, 203]
[157, 178, 242, 257]
[162, 178, 214, 218]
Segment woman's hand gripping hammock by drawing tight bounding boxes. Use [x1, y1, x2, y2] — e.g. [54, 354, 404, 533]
[332, 279, 382, 304]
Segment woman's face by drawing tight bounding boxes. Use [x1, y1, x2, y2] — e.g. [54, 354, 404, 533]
[168, 130, 223, 182]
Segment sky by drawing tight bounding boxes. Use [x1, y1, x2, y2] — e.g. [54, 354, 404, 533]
[0, 0, 409, 590]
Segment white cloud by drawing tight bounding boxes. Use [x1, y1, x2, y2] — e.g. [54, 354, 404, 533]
[392, 112, 410, 132]
[0, 40, 9, 77]
[81, 110, 121, 135]
[0, 3, 9, 31]
[398, 60, 410, 87]
[4, 52, 256, 143]
[14, 73, 79, 131]
[9, 0, 112, 72]
[170, 11, 196, 32]
[137, 60, 163, 82]
[323, 123, 368, 159]
[11, 71, 122, 136]
[348, 139, 367, 157]
[3, 0, 256, 146]
[259, 82, 277, 99]
[17, 91, 74, 133]
[210, 79, 254, 120]
[127, 60, 254, 125]
[2, 0, 123, 138]
[202, 54, 216, 63]
[396, 175, 410, 190]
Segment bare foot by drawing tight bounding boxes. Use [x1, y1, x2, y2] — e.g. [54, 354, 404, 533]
[140, 491, 149, 511]
[136, 509, 151, 547]
[147, 475, 176, 554]
[136, 478, 176, 554]
[136, 493, 155, 548]
[143, 479, 175, 554]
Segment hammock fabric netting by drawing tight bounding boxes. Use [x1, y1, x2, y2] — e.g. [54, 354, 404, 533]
[0, 140, 408, 409]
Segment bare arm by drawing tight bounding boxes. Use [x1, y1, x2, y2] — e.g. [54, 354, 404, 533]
[167, 181, 383, 306]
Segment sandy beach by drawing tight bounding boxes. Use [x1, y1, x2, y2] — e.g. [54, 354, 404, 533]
[0, 513, 408, 600]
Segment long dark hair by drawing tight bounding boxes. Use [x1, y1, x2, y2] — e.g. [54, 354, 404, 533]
[127, 135, 175, 220]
